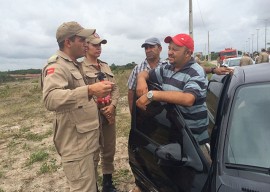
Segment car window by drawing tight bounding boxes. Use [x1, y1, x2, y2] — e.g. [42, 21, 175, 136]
[225, 83, 270, 168]
[229, 59, 240, 67]
[206, 79, 224, 129]
[136, 101, 183, 145]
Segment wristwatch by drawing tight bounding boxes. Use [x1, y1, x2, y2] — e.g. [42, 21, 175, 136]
[146, 90, 154, 101]
[211, 67, 216, 74]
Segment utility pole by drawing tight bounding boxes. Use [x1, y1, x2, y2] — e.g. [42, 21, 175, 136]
[251, 34, 254, 53]
[248, 38, 251, 53]
[208, 31, 211, 61]
[204, 43, 207, 60]
[189, 0, 193, 39]
[264, 19, 268, 49]
[256, 28, 260, 52]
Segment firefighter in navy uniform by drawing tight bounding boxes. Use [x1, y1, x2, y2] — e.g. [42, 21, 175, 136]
[41, 21, 113, 192]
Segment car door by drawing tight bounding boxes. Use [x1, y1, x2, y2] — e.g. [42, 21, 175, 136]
[128, 82, 210, 192]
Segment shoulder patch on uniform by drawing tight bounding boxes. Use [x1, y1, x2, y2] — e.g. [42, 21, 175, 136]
[45, 67, 55, 76]
[47, 55, 58, 64]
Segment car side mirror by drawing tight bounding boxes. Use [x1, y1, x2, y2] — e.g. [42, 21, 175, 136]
[155, 143, 186, 166]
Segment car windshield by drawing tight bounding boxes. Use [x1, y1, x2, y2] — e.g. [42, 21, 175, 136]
[228, 59, 240, 67]
[225, 83, 270, 169]
[221, 51, 237, 56]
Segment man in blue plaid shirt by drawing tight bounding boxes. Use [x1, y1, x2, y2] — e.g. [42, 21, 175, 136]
[127, 37, 165, 113]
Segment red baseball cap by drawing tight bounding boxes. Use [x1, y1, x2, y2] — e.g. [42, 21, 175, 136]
[164, 34, 194, 52]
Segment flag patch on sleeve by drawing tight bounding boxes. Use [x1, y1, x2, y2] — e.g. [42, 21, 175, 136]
[46, 67, 55, 76]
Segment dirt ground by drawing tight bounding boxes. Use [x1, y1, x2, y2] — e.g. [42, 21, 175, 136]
[0, 120, 136, 192]
[0, 79, 136, 192]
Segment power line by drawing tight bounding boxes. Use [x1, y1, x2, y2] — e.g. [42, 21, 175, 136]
[196, 0, 207, 31]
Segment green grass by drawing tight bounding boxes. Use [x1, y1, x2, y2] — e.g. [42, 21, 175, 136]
[116, 113, 131, 137]
[26, 150, 49, 166]
[22, 143, 31, 150]
[7, 140, 17, 148]
[38, 158, 59, 174]
[0, 171, 4, 178]
[24, 129, 52, 141]
[114, 169, 133, 184]
[113, 69, 132, 96]
[0, 80, 48, 127]
[0, 85, 11, 98]
[3, 127, 52, 142]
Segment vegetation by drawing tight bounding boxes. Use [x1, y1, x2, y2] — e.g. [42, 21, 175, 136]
[0, 65, 134, 84]
[6, 69, 42, 75]
[38, 158, 59, 174]
[0, 67, 133, 191]
[0, 72, 15, 83]
[26, 150, 49, 166]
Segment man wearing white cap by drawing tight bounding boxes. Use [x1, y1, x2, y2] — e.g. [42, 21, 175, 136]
[42, 21, 114, 192]
[127, 37, 165, 114]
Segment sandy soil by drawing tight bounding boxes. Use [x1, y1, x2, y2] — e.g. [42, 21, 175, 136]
[0, 117, 136, 192]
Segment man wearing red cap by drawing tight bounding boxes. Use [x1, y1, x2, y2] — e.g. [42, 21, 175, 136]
[136, 33, 209, 147]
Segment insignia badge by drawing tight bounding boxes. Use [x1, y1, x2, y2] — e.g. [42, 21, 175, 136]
[46, 67, 55, 76]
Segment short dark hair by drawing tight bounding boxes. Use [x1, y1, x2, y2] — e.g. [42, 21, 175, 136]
[58, 35, 76, 50]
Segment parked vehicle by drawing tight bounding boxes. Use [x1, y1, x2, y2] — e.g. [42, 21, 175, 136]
[128, 63, 270, 192]
[222, 57, 241, 67]
[222, 57, 255, 68]
[219, 48, 238, 62]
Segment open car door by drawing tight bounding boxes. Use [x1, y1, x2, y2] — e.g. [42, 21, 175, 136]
[128, 81, 210, 192]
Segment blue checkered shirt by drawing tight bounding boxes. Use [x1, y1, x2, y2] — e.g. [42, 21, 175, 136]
[127, 59, 165, 90]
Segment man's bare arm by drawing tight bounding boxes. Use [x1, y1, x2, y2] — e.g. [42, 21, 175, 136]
[128, 89, 134, 114]
[136, 71, 150, 97]
[136, 90, 195, 110]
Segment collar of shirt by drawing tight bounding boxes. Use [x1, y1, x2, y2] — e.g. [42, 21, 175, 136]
[82, 58, 105, 67]
[56, 50, 81, 69]
[144, 58, 164, 69]
[57, 50, 73, 62]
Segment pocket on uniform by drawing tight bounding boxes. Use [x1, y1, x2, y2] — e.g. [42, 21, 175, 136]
[104, 72, 114, 82]
[70, 70, 85, 86]
[69, 104, 99, 132]
[62, 160, 81, 182]
[76, 119, 99, 133]
[70, 104, 96, 124]
[85, 72, 97, 84]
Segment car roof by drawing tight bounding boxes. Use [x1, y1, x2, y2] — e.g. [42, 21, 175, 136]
[234, 63, 270, 84]
[227, 57, 241, 60]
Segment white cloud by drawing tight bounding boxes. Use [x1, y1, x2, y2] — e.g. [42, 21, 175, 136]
[0, 0, 269, 71]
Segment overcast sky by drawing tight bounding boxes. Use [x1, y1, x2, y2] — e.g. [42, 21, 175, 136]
[0, 0, 269, 71]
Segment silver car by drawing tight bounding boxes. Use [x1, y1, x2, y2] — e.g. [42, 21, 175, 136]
[222, 57, 255, 68]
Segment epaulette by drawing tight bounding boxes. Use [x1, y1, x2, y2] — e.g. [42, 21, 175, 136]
[47, 54, 58, 64]
[98, 59, 108, 65]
